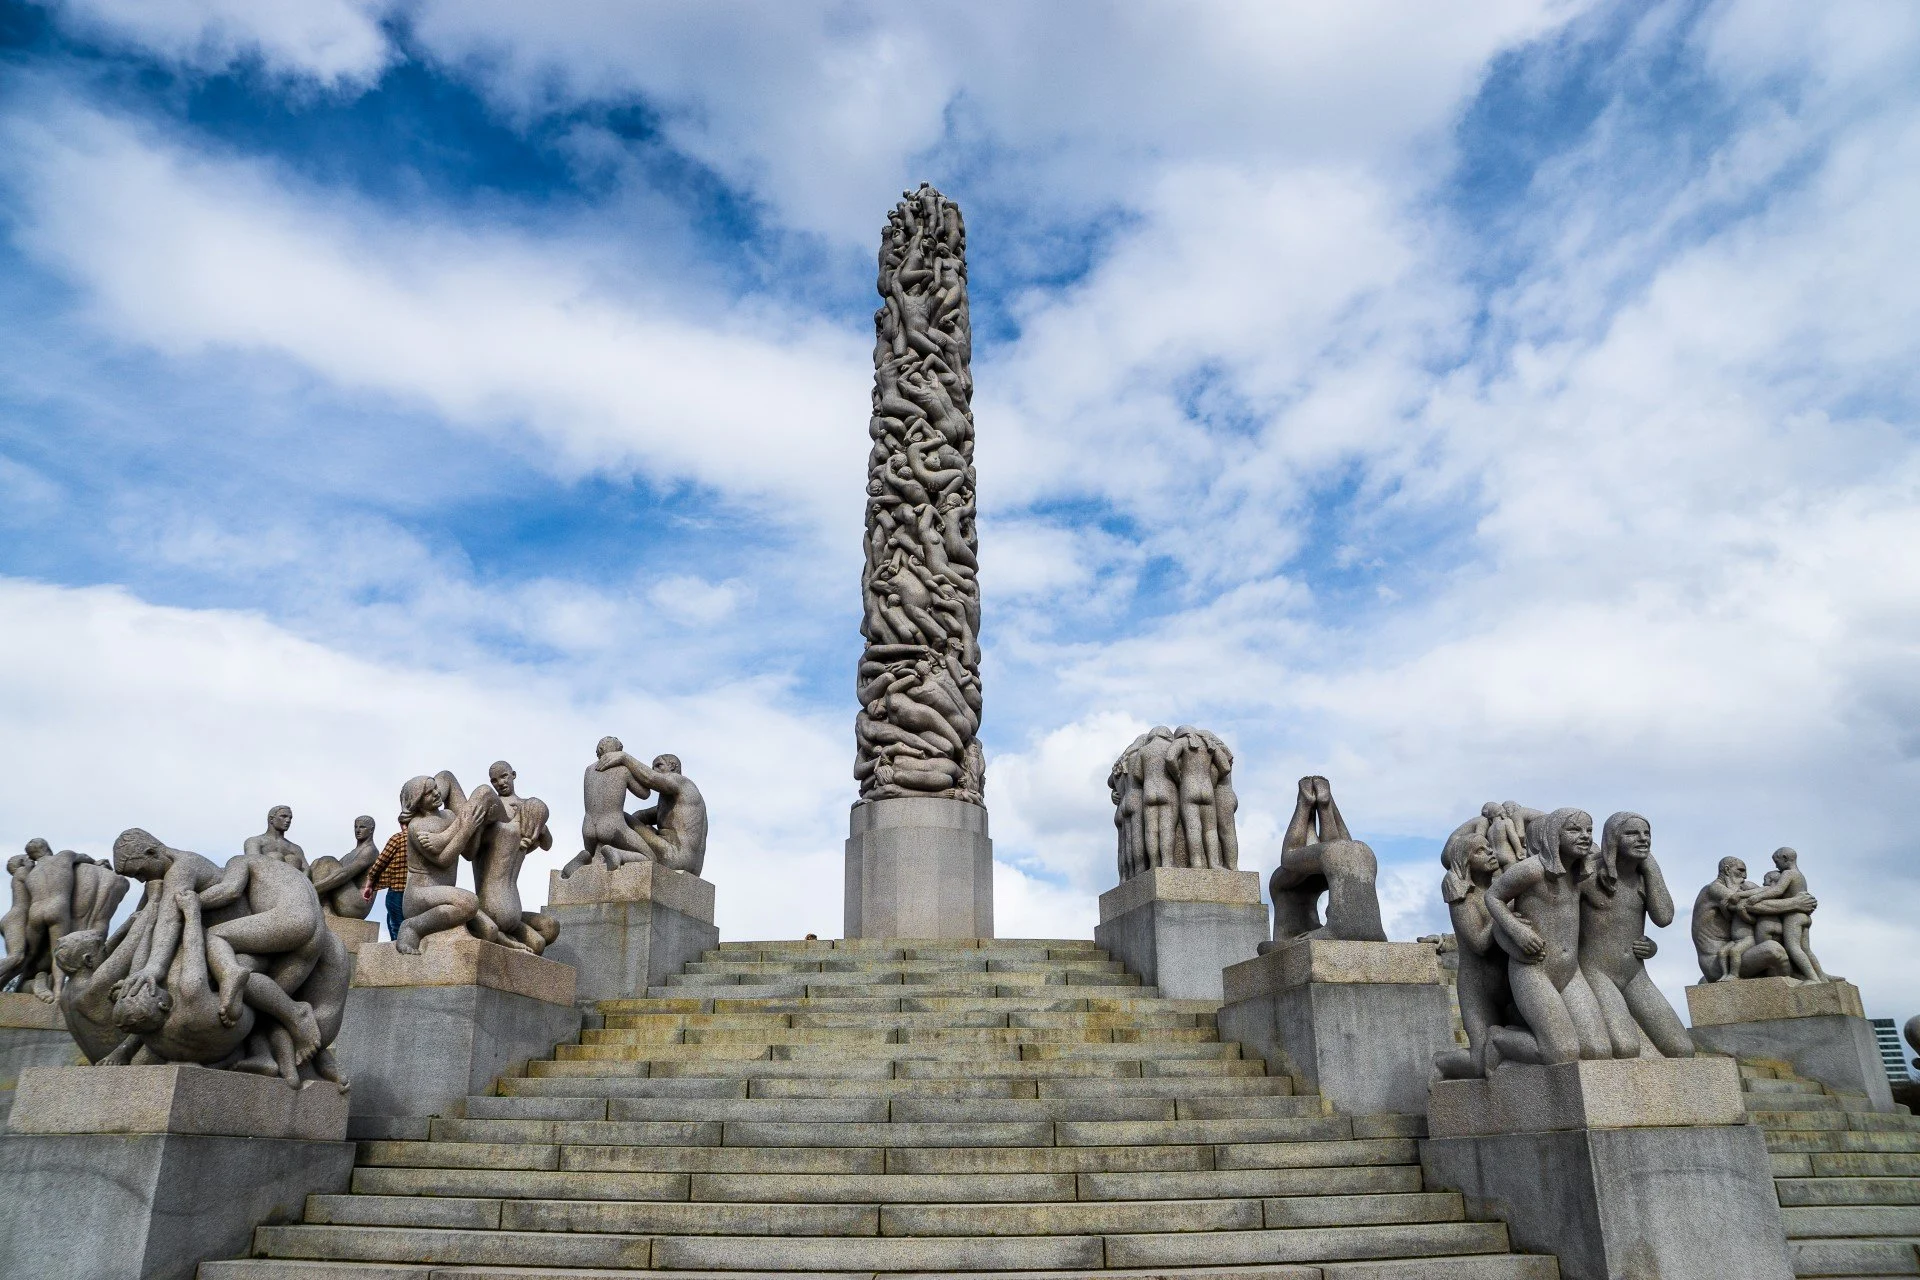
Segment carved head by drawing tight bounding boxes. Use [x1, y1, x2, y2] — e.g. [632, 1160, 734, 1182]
[111, 829, 174, 881]
[1593, 812, 1651, 894]
[1718, 856, 1747, 884]
[489, 761, 516, 795]
[267, 806, 292, 834]
[113, 982, 173, 1033]
[24, 837, 52, 860]
[353, 815, 376, 841]
[399, 776, 439, 819]
[53, 929, 106, 976]
[1763, 870, 1782, 886]
[596, 736, 623, 757]
[5, 854, 25, 876]
[1440, 820, 1497, 897]
[1524, 808, 1592, 877]
[652, 754, 681, 775]
[1772, 846, 1798, 871]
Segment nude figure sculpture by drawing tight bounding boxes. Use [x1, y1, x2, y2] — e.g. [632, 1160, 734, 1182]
[0, 839, 128, 1001]
[1481, 808, 1612, 1066]
[1267, 776, 1385, 944]
[396, 773, 532, 955]
[1577, 812, 1693, 1059]
[470, 760, 561, 954]
[1432, 815, 1517, 1079]
[564, 738, 709, 877]
[1727, 847, 1830, 982]
[1691, 856, 1812, 981]
[308, 816, 380, 920]
[244, 806, 307, 872]
[1108, 727, 1240, 879]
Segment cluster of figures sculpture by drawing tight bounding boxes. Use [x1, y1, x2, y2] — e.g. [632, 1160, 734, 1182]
[1107, 726, 1240, 878]
[1434, 805, 1696, 1077]
[563, 737, 708, 877]
[1690, 848, 1830, 983]
[855, 184, 985, 805]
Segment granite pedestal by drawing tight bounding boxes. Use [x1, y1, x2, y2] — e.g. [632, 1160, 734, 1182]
[323, 914, 382, 955]
[0, 1064, 353, 1280]
[1686, 977, 1892, 1111]
[1089, 867, 1266, 1003]
[543, 861, 719, 1006]
[845, 797, 994, 939]
[1216, 937, 1452, 1112]
[1423, 1057, 1793, 1280]
[0, 991, 84, 1128]
[336, 932, 582, 1139]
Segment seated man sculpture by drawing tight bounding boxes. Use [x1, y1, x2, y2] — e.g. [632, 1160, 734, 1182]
[564, 737, 709, 877]
[307, 816, 381, 920]
[1266, 776, 1385, 944]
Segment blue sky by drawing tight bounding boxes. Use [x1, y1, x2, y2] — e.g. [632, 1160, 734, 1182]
[3, 0, 1919, 1017]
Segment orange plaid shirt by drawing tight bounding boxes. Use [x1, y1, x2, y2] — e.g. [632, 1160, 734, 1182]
[367, 828, 410, 891]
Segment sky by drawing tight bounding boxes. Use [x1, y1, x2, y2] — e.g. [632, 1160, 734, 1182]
[2, 0, 1918, 1021]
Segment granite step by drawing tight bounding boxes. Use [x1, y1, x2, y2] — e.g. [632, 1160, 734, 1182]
[1784, 1206, 1920, 1237]
[1769, 1133, 1920, 1155]
[1788, 1237, 1920, 1276]
[202, 1257, 1558, 1280]
[464, 1095, 1319, 1124]
[1779, 1178, 1920, 1207]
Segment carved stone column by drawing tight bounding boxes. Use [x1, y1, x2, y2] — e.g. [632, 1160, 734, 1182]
[845, 184, 993, 939]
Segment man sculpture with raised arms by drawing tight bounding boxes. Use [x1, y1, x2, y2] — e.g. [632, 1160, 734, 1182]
[472, 760, 561, 954]
[565, 738, 709, 877]
[1267, 776, 1385, 942]
[244, 805, 307, 872]
[307, 816, 380, 920]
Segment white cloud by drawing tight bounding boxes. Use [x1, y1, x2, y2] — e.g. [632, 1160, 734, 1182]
[51, 0, 393, 84]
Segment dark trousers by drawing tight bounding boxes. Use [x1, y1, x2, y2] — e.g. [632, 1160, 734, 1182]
[385, 889, 407, 941]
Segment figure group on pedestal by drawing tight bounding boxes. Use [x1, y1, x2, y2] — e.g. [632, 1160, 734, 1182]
[854, 185, 985, 805]
[390, 762, 559, 956]
[1690, 847, 1831, 983]
[564, 736, 709, 878]
[1108, 726, 1240, 879]
[0, 838, 128, 1002]
[1434, 805, 1694, 1078]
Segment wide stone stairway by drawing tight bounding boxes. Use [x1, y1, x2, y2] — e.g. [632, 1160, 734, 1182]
[1745, 1059, 1920, 1278]
[201, 938, 1554, 1278]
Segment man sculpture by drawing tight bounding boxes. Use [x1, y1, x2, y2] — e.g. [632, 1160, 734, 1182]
[470, 761, 561, 955]
[1267, 776, 1385, 943]
[1691, 850, 1826, 982]
[244, 805, 307, 872]
[307, 816, 380, 920]
[0, 838, 128, 1001]
[564, 737, 709, 878]
[1109, 726, 1239, 879]
[393, 771, 540, 955]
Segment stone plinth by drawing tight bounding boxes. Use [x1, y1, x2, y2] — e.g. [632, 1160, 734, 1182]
[1215, 937, 1450, 1113]
[0, 992, 83, 1129]
[543, 861, 720, 1006]
[1422, 1058, 1793, 1280]
[1686, 978, 1891, 1112]
[845, 797, 994, 939]
[1093, 867, 1267, 1004]
[323, 914, 381, 954]
[0, 1065, 352, 1280]
[336, 932, 582, 1139]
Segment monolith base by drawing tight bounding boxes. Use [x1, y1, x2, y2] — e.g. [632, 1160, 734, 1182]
[845, 797, 994, 939]
[1686, 978, 1892, 1111]
[0, 992, 83, 1127]
[1422, 1058, 1793, 1280]
[1094, 867, 1267, 1003]
[336, 933, 582, 1138]
[1216, 937, 1452, 1112]
[543, 861, 719, 1005]
[0, 1065, 352, 1280]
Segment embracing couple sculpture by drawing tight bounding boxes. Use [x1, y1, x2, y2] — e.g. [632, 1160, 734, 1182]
[562, 736, 708, 879]
[391, 761, 559, 956]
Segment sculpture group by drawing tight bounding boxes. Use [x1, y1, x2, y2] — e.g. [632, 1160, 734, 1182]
[855, 184, 985, 805]
[1690, 847, 1831, 983]
[1433, 805, 1693, 1077]
[564, 736, 709, 877]
[1107, 726, 1240, 878]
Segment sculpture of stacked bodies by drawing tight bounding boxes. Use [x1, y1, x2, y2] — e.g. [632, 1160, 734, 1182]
[1690, 847, 1829, 983]
[0, 838, 129, 1001]
[565, 736, 710, 877]
[50, 828, 350, 1087]
[1268, 776, 1385, 943]
[854, 184, 984, 805]
[1435, 805, 1693, 1077]
[1108, 726, 1240, 879]
[307, 816, 380, 921]
[395, 764, 560, 956]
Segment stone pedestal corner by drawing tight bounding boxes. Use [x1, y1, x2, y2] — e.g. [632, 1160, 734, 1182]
[1421, 1057, 1794, 1280]
[1685, 978, 1892, 1112]
[543, 861, 720, 1007]
[337, 932, 584, 1139]
[1215, 937, 1451, 1115]
[1093, 867, 1267, 1004]
[0, 1064, 353, 1280]
[0, 992, 84, 1130]
[845, 796, 994, 940]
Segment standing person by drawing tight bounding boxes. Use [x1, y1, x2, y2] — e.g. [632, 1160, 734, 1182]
[362, 819, 410, 942]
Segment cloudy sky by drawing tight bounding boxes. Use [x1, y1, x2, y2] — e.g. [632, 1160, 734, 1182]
[2, 1, 1916, 1019]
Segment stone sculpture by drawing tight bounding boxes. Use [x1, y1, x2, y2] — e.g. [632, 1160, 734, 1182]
[51, 828, 351, 1086]
[472, 761, 561, 954]
[244, 805, 307, 872]
[1690, 848, 1828, 983]
[1268, 776, 1385, 943]
[1432, 816, 1515, 1079]
[0, 838, 128, 1002]
[394, 771, 539, 955]
[1110, 726, 1240, 878]
[1576, 812, 1693, 1058]
[566, 735, 717, 876]
[854, 184, 984, 805]
[307, 816, 379, 920]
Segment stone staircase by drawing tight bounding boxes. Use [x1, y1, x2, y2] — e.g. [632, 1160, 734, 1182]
[1746, 1058, 1920, 1278]
[201, 937, 1555, 1278]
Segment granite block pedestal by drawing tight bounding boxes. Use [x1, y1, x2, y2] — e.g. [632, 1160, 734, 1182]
[1093, 867, 1267, 1003]
[0, 1064, 353, 1280]
[1686, 977, 1892, 1111]
[336, 932, 582, 1138]
[0, 990, 84, 1128]
[845, 797, 994, 939]
[1215, 937, 1452, 1112]
[1423, 1057, 1793, 1280]
[543, 861, 719, 1006]
[323, 914, 381, 956]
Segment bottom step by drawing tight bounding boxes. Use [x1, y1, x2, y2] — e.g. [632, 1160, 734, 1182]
[201, 1255, 1558, 1279]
